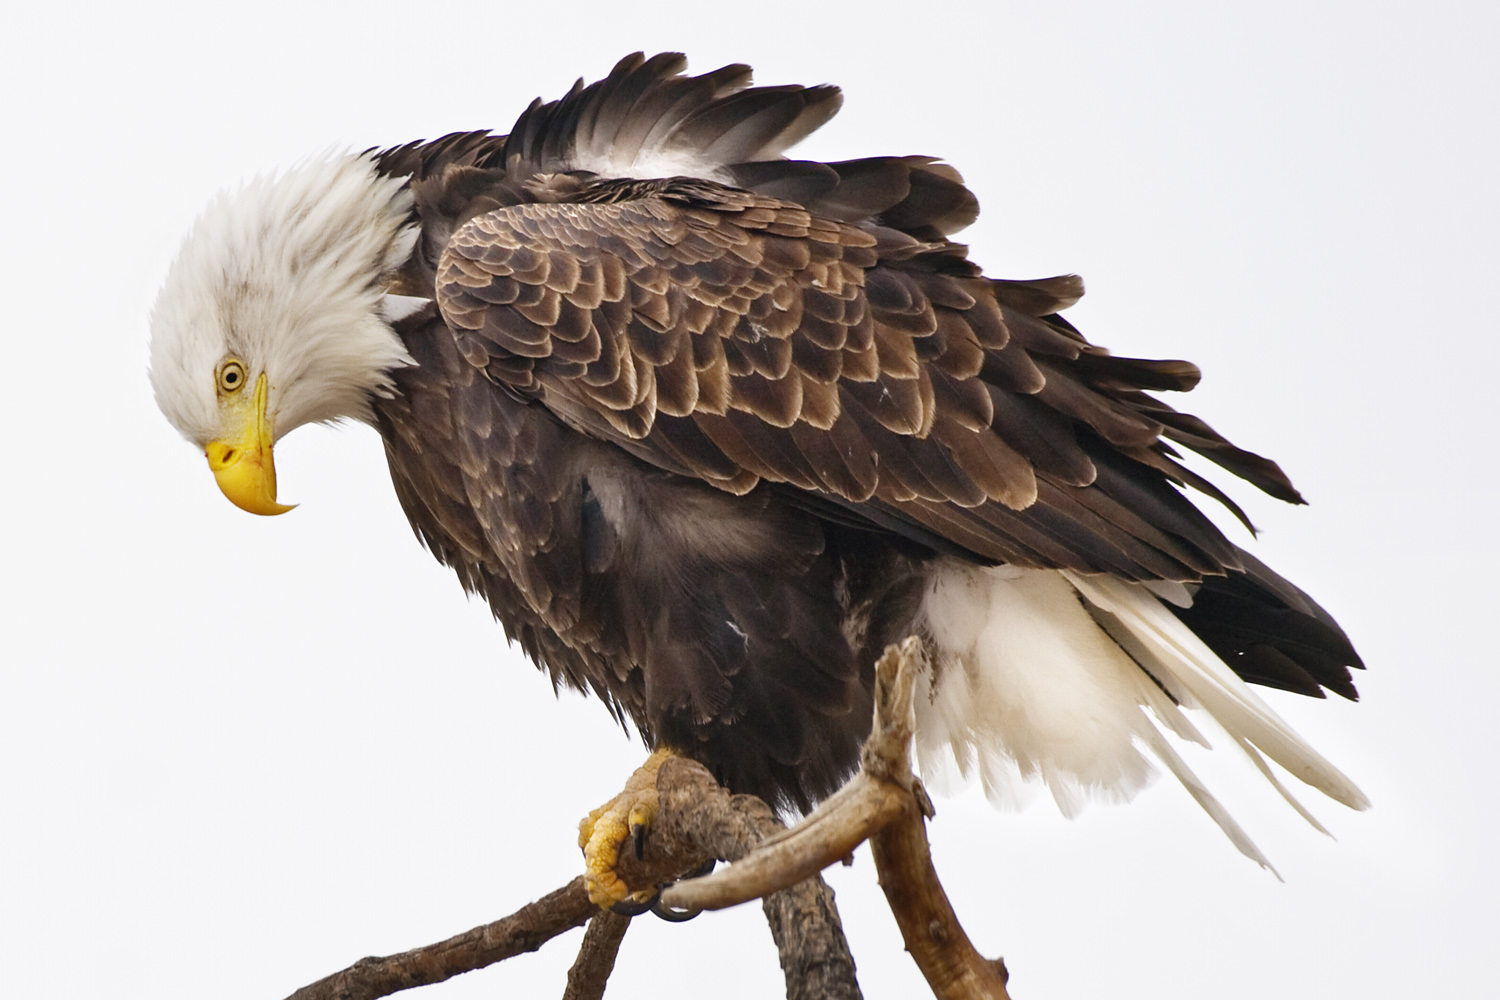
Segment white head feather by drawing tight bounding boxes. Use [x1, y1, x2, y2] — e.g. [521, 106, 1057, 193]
[149, 153, 419, 447]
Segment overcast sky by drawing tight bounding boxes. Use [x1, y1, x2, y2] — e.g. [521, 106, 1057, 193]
[3, 2, 1496, 998]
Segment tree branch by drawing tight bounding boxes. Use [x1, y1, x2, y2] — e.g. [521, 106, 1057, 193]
[761, 868, 864, 1000]
[283, 761, 862, 1000]
[283, 879, 596, 1000]
[870, 800, 1011, 1000]
[283, 636, 1008, 1000]
[865, 638, 1012, 999]
[561, 910, 631, 1000]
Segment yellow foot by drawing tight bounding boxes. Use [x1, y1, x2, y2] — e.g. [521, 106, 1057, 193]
[578, 748, 673, 908]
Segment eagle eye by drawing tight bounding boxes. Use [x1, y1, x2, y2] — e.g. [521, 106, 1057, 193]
[217, 359, 247, 394]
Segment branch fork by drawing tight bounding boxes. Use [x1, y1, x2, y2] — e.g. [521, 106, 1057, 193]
[655, 636, 1012, 1000]
[284, 637, 1011, 1000]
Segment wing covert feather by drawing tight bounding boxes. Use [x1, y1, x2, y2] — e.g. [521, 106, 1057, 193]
[434, 179, 1298, 581]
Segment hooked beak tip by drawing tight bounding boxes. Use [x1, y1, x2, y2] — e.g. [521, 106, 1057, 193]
[205, 441, 295, 516]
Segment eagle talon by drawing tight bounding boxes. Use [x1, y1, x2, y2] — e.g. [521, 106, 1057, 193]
[604, 860, 717, 922]
[649, 897, 703, 922]
[644, 856, 717, 921]
[579, 749, 673, 908]
[610, 894, 659, 918]
[631, 820, 647, 860]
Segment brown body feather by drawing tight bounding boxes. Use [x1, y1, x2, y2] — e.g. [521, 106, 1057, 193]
[368, 54, 1360, 808]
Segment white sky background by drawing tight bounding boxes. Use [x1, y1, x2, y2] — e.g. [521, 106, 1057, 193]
[2, 2, 1495, 997]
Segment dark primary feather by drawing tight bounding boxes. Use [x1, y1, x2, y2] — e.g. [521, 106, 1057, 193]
[367, 53, 1361, 808]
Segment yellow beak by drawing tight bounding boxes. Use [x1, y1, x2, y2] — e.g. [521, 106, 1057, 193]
[204, 373, 295, 516]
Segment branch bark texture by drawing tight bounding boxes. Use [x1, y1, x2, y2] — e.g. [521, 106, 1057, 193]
[561, 910, 631, 1000]
[864, 639, 1014, 999]
[871, 801, 1011, 1000]
[283, 879, 596, 1000]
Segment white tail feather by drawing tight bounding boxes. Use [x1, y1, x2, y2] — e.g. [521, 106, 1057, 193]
[915, 565, 1163, 816]
[1062, 571, 1369, 811]
[915, 563, 1366, 867]
[1228, 733, 1334, 837]
[1138, 725, 1279, 875]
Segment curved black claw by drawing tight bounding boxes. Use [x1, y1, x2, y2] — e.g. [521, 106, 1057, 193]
[647, 858, 719, 923]
[631, 820, 647, 860]
[610, 893, 659, 918]
[610, 859, 720, 921]
[649, 897, 702, 922]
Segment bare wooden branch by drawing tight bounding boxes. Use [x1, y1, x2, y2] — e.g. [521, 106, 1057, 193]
[657, 772, 906, 912]
[871, 800, 1011, 1000]
[561, 910, 631, 1000]
[864, 638, 1013, 1000]
[283, 879, 596, 1000]
[761, 871, 864, 1000]
[284, 635, 1005, 1000]
[284, 760, 862, 1000]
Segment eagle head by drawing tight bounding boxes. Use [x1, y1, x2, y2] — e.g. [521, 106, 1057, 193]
[148, 153, 420, 514]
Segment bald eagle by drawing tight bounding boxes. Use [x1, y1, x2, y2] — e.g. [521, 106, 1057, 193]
[149, 53, 1366, 871]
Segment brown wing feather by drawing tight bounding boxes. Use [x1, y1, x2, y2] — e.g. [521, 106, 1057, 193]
[434, 176, 1296, 582]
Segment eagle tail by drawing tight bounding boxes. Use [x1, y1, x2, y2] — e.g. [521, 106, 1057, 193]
[914, 563, 1366, 867]
[1136, 724, 1279, 875]
[1064, 570, 1369, 810]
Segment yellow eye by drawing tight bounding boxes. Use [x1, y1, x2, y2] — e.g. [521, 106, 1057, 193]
[218, 359, 247, 394]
